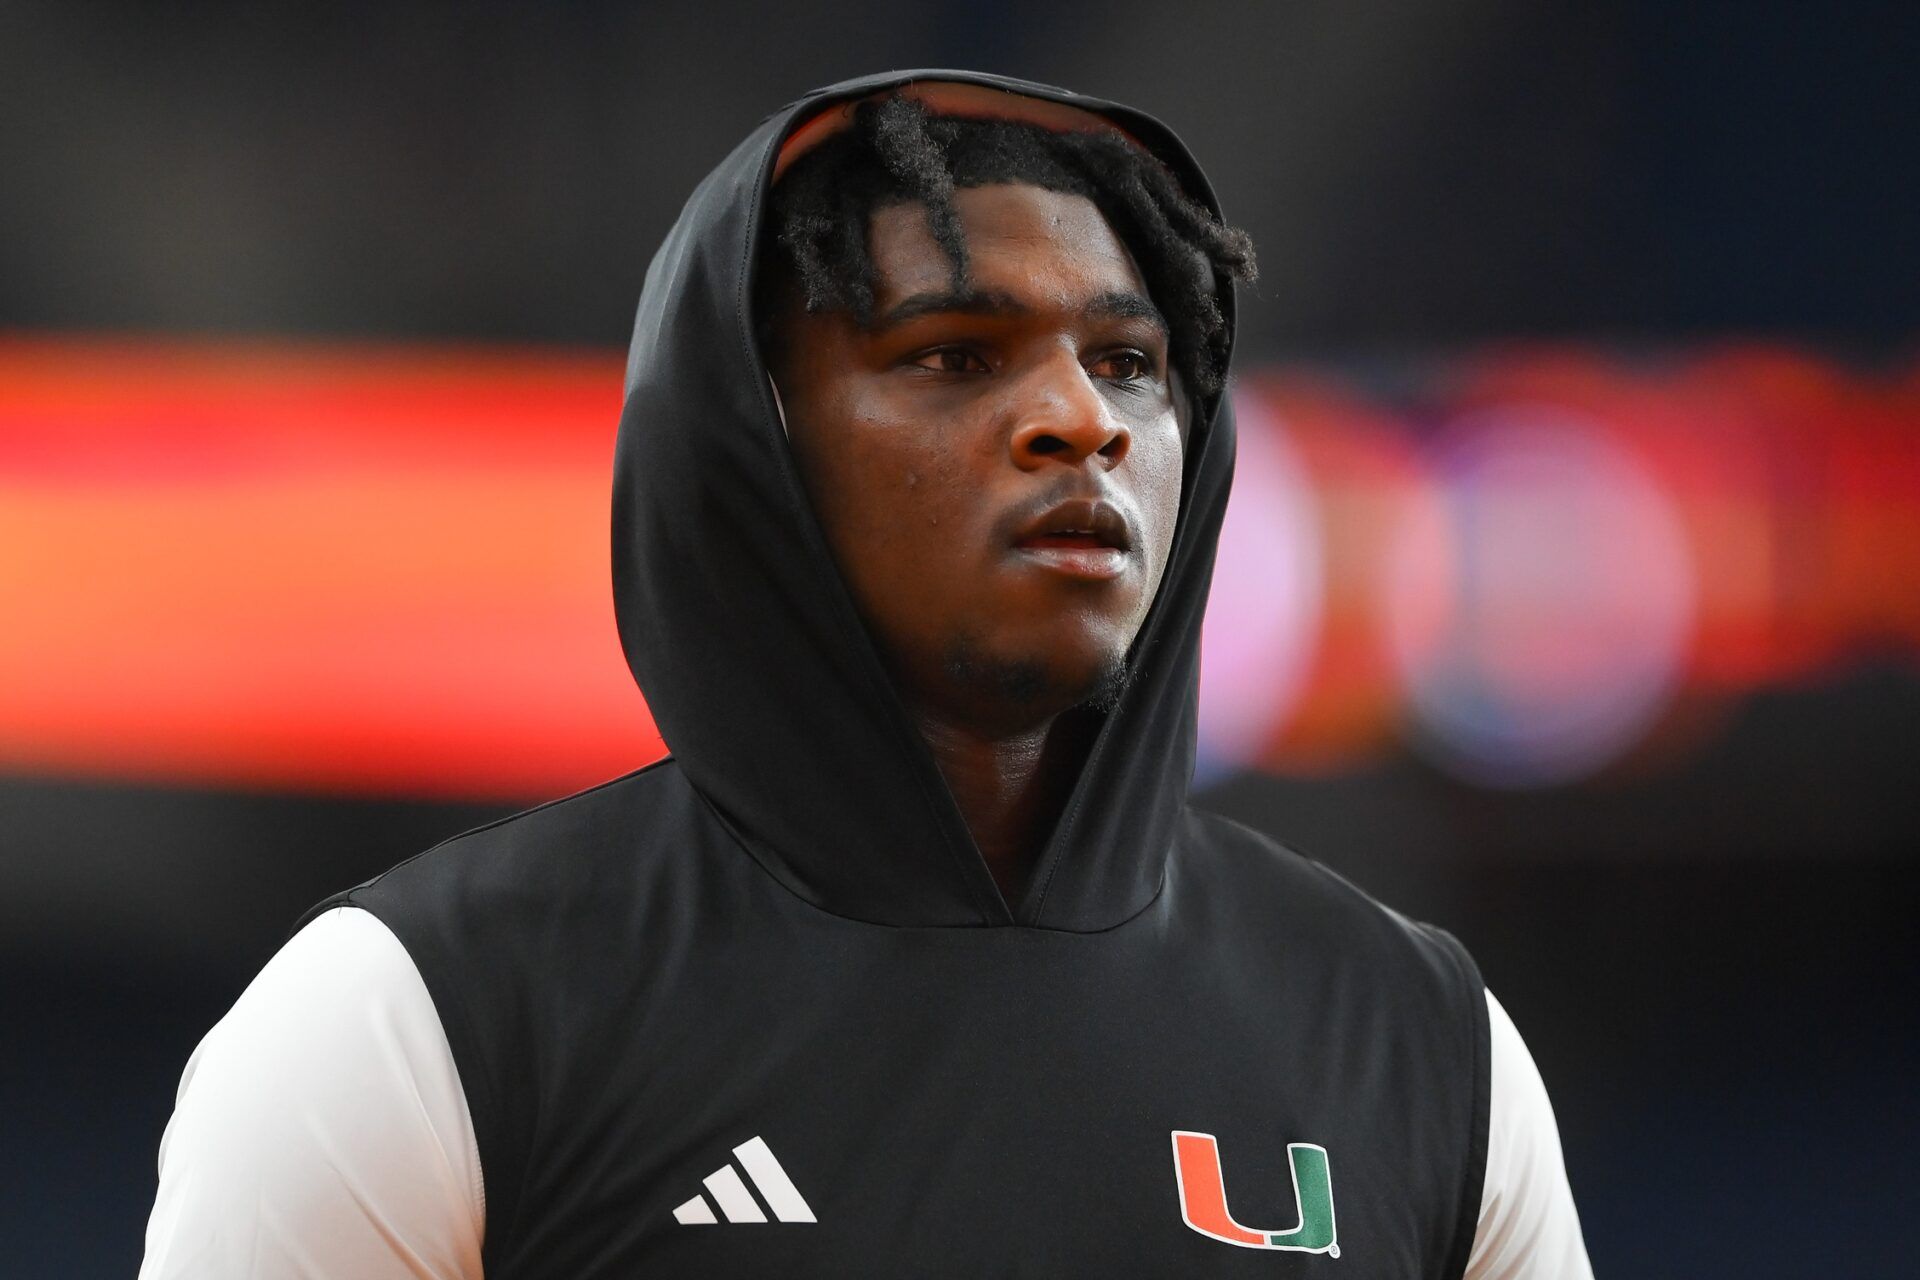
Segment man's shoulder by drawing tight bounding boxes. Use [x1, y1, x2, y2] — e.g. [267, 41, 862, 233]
[308, 756, 703, 929]
[1177, 804, 1482, 988]
[399, 754, 692, 867]
[1176, 803, 1374, 911]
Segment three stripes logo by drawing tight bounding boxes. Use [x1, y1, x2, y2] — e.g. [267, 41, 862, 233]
[672, 1135, 816, 1226]
[1171, 1131, 1339, 1257]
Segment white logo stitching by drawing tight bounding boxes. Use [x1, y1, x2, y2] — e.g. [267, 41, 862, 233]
[672, 1135, 817, 1225]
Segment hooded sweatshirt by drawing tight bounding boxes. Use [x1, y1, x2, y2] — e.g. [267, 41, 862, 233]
[141, 70, 1590, 1279]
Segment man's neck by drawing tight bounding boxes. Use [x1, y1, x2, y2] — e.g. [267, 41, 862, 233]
[910, 706, 1096, 904]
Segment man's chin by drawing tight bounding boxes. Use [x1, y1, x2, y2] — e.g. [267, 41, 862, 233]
[939, 636, 1131, 722]
[1075, 652, 1133, 714]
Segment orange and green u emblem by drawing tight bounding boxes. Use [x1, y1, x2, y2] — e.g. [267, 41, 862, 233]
[1171, 1131, 1339, 1257]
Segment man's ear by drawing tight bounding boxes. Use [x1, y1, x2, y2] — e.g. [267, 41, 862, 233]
[769, 374, 791, 439]
[1169, 365, 1194, 448]
[754, 270, 796, 441]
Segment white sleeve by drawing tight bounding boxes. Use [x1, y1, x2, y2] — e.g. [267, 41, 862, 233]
[1465, 989, 1593, 1280]
[140, 906, 484, 1280]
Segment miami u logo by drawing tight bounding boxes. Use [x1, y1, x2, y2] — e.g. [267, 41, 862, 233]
[1171, 1131, 1339, 1257]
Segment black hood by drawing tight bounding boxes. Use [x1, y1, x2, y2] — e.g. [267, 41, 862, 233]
[612, 69, 1239, 931]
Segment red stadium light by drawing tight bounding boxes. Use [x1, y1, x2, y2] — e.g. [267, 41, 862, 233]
[0, 336, 662, 799]
[1231, 374, 1439, 776]
[2, 336, 1913, 799]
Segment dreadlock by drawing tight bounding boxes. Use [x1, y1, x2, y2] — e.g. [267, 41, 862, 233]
[759, 95, 1257, 397]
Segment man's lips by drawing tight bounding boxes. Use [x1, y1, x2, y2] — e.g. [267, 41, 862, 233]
[1022, 533, 1108, 549]
[1012, 497, 1133, 549]
[1011, 497, 1134, 580]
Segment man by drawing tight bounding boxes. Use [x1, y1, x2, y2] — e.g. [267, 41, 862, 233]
[143, 70, 1589, 1277]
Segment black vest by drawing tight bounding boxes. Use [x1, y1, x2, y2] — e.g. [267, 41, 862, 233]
[306, 759, 1488, 1277]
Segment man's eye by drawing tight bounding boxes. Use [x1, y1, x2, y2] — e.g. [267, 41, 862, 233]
[910, 347, 988, 374]
[1094, 350, 1156, 381]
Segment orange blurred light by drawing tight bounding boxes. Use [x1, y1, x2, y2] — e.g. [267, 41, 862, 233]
[0, 336, 662, 800]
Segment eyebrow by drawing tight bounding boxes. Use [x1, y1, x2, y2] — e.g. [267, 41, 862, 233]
[870, 287, 1168, 336]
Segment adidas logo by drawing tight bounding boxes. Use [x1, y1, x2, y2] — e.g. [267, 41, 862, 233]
[672, 1135, 817, 1225]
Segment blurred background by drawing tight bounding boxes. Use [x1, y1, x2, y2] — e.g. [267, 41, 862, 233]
[3, 1, 1915, 1275]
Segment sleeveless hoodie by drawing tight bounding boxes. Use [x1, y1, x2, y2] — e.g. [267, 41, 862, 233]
[303, 69, 1490, 1278]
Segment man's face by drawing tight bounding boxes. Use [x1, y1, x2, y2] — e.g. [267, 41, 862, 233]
[769, 183, 1184, 734]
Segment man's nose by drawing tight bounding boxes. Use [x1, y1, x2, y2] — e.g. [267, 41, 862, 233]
[1008, 353, 1130, 470]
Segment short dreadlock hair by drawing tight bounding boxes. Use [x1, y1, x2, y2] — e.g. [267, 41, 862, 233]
[757, 95, 1257, 398]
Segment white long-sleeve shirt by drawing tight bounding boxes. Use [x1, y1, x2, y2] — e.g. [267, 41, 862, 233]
[141, 906, 1591, 1278]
